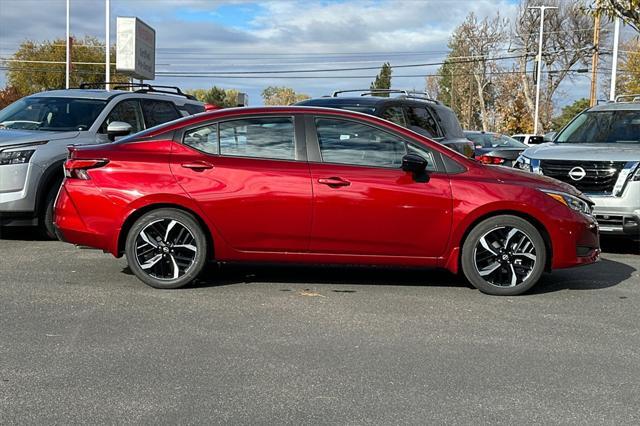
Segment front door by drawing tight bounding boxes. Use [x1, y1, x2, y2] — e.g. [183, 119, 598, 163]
[170, 115, 312, 253]
[307, 116, 453, 258]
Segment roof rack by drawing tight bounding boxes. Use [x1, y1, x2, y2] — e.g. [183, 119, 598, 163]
[330, 89, 439, 104]
[614, 94, 640, 103]
[78, 82, 197, 100]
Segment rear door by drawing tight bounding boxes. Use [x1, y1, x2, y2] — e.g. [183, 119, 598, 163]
[306, 115, 453, 258]
[170, 115, 312, 253]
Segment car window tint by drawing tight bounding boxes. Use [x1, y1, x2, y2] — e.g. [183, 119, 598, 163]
[315, 118, 407, 168]
[184, 124, 218, 155]
[405, 107, 442, 138]
[381, 107, 406, 126]
[219, 117, 295, 160]
[407, 143, 438, 172]
[102, 100, 144, 133]
[180, 103, 206, 116]
[141, 100, 181, 128]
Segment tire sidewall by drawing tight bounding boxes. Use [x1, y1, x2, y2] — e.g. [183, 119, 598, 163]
[461, 215, 547, 296]
[42, 181, 62, 240]
[125, 208, 208, 289]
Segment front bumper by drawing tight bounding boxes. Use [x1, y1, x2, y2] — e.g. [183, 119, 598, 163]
[589, 182, 640, 236]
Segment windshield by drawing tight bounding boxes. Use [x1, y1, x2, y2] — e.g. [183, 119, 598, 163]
[556, 110, 640, 144]
[464, 132, 527, 148]
[0, 97, 107, 131]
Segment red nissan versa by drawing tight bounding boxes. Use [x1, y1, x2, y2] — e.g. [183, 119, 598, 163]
[54, 106, 600, 295]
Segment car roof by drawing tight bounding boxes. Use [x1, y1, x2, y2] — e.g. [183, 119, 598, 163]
[588, 101, 640, 111]
[297, 97, 385, 107]
[28, 89, 203, 104]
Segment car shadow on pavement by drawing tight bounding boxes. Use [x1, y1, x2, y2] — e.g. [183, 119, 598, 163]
[0, 226, 47, 241]
[530, 258, 635, 294]
[190, 263, 471, 290]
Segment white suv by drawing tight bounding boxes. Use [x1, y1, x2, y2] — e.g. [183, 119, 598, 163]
[0, 84, 205, 237]
[514, 95, 640, 238]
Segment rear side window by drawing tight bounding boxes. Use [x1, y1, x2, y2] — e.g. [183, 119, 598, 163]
[184, 124, 218, 155]
[219, 117, 295, 160]
[315, 118, 407, 168]
[141, 100, 181, 128]
[405, 107, 442, 138]
[381, 106, 406, 127]
[180, 103, 206, 116]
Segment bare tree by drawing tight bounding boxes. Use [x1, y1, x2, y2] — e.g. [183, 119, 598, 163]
[512, 0, 598, 132]
[455, 13, 508, 131]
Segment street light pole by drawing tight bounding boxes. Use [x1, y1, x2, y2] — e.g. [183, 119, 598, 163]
[105, 0, 110, 90]
[65, 0, 70, 89]
[609, 17, 621, 101]
[528, 5, 557, 135]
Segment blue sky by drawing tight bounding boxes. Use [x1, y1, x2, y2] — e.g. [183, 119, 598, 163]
[0, 0, 631, 108]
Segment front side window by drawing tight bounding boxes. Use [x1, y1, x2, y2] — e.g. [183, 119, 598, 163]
[219, 117, 295, 160]
[556, 110, 640, 144]
[0, 97, 107, 131]
[102, 100, 144, 133]
[405, 107, 442, 138]
[184, 124, 218, 155]
[141, 100, 181, 128]
[315, 118, 407, 168]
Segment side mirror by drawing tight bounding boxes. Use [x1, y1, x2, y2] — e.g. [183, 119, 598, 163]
[107, 121, 133, 141]
[402, 153, 428, 173]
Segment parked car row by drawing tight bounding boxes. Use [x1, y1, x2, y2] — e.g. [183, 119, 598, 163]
[3, 85, 637, 295]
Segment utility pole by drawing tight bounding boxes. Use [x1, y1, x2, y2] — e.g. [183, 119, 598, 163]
[609, 17, 621, 101]
[589, 8, 601, 106]
[528, 5, 557, 135]
[105, 0, 110, 90]
[65, 0, 70, 89]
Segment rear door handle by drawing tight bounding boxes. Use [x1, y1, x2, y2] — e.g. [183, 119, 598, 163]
[317, 177, 351, 187]
[181, 161, 214, 171]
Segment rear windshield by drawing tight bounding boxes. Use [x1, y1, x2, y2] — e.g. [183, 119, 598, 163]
[465, 133, 527, 148]
[432, 107, 464, 138]
[557, 110, 640, 144]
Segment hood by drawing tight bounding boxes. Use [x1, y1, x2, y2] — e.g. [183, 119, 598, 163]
[0, 129, 80, 147]
[522, 142, 640, 161]
[486, 163, 584, 198]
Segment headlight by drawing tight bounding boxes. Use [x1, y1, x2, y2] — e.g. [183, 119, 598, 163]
[0, 141, 47, 166]
[0, 149, 35, 165]
[541, 189, 593, 215]
[514, 155, 531, 170]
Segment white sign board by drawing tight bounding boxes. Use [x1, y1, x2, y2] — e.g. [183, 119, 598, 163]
[116, 17, 156, 80]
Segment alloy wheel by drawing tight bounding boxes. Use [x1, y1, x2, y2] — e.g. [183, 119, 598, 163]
[472, 226, 537, 287]
[134, 218, 198, 281]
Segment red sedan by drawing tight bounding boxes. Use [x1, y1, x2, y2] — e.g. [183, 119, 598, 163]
[54, 106, 599, 295]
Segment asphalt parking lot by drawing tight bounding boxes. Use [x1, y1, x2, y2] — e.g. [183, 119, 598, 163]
[1, 229, 639, 424]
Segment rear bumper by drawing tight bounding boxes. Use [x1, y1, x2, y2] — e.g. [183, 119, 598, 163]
[54, 183, 117, 252]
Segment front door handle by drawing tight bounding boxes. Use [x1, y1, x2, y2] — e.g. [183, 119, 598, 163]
[317, 177, 351, 188]
[181, 161, 214, 171]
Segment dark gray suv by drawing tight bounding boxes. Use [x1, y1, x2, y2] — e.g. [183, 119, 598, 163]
[296, 89, 474, 157]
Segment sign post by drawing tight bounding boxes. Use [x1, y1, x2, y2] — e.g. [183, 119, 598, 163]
[116, 17, 156, 81]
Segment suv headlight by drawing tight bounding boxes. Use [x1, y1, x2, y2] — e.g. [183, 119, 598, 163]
[0, 141, 47, 166]
[541, 189, 593, 215]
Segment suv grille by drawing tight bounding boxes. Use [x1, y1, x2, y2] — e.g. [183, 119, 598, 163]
[539, 160, 625, 194]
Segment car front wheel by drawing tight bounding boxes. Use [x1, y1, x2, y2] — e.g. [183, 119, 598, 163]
[461, 215, 547, 296]
[125, 208, 208, 289]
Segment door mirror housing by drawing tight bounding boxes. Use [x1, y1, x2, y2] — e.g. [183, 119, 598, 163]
[107, 121, 133, 141]
[402, 153, 428, 174]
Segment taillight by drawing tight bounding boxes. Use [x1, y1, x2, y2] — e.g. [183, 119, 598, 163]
[64, 159, 109, 179]
[477, 155, 505, 165]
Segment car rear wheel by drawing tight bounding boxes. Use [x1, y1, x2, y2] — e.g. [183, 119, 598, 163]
[461, 215, 546, 296]
[40, 180, 62, 240]
[125, 208, 207, 289]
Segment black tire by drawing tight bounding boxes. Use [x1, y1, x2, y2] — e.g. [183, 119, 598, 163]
[125, 208, 208, 289]
[461, 215, 547, 296]
[40, 181, 62, 240]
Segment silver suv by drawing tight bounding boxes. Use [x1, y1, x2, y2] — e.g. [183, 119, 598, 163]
[0, 84, 205, 237]
[514, 95, 640, 238]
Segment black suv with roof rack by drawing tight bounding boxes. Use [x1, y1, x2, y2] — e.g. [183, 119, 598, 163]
[296, 89, 474, 157]
[0, 83, 205, 238]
